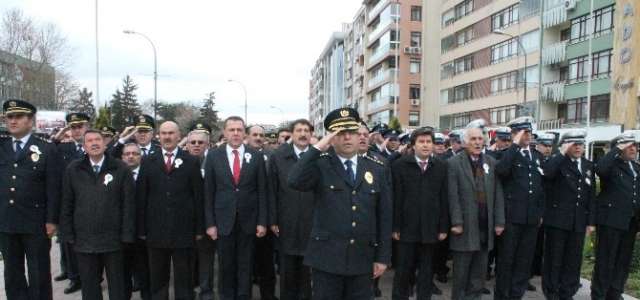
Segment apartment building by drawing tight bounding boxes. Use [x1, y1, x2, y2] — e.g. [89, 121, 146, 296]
[363, 0, 424, 128]
[0, 49, 55, 109]
[423, 0, 542, 130]
[309, 32, 346, 133]
[343, 8, 367, 118]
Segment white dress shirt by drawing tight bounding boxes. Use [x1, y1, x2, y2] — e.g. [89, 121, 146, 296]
[337, 154, 358, 177]
[12, 134, 31, 151]
[415, 156, 429, 170]
[572, 158, 582, 174]
[90, 155, 105, 173]
[294, 145, 309, 159]
[162, 148, 179, 166]
[226, 144, 246, 174]
[132, 166, 140, 181]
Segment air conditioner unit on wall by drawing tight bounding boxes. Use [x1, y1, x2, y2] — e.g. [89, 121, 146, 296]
[404, 47, 412, 54]
[411, 47, 422, 54]
[565, 0, 577, 10]
[410, 99, 420, 106]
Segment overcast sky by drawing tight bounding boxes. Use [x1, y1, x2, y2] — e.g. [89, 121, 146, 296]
[1, 0, 363, 125]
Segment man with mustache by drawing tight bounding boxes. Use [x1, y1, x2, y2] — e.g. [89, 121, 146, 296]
[288, 108, 392, 300]
[448, 127, 505, 300]
[60, 129, 136, 300]
[0, 99, 62, 300]
[137, 121, 204, 300]
[204, 116, 268, 300]
[269, 119, 316, 300]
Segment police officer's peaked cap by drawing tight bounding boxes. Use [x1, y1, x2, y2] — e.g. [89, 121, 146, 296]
[66, 113, 91, 125]
[507, 116, 534, 131]
[324, 107, 361, 132]
[536, 133, 555, 146]
[370, 123, 389, 134]
[190, 122, 212, 134]
[135, 114, 155, 130]
[100, 126, 116, 136]
[3, 99, 36, 115]
[434, 133, 446, 144]
[560, 130, 587, 145]
[495, 127, 512, 140]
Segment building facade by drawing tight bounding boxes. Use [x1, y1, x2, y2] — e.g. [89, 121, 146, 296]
[309, 32, 346, 133]
[0, 49, 55, 109]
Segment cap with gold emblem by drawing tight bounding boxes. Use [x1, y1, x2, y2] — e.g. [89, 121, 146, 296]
[190, 122, 212, 134]
[135, 114, 155, 131]
[507, 116, 534, 132]
[100, 126, 116, 137]
[66, 113, 91, 125]
[323, 107, 361, 132]
[3, 99, 37, 116]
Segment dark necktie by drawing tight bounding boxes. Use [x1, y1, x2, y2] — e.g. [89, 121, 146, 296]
[93, 165, 100, 174]
[141, 147, 148, 156]
[419, 161, 428, 173]
[298, 151, 305, 160]
[522, 149, 531, 161]
[14, 140, 22, 160]
[344, 160, 355, 185]
[574, 160, 581, 174]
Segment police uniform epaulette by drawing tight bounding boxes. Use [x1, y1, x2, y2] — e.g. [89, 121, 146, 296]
[34, 135, 51, 143]
[363, 154, 384, 166]
[0, 134, 9, 140]
[319, 152, 331, 158]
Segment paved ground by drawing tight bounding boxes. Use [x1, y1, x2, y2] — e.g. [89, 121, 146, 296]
[1, 239, 637, 299]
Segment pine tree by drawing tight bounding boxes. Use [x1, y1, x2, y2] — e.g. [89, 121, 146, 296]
[199, 92, 220, 133]
[389, 116, 402, 132]
[68, 87, 96, 119]
[94, 106, 111, 130]
[109, 75, 141, 129]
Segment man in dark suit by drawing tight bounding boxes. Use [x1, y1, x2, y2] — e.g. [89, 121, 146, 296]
[137, 121, 204, 300]
[121, 143, 151, 300]
[54, 112, 93, 294]
[111, 114, 160, 158]
[186, 125, 217, 300]
[448, 127, 505, 300]
[204, 116, 268, 300]
[287, 108, 392, 300]
[391, 127, 449, 300]
[591, 133, 640, 300]
[0, 99, 62, 300]
[246, 124, 278, 300]
[60, 129, 136, 300]
[494, 117, 545, 300]
[269, 119, 316, 300]
[541, 130, 595, 300]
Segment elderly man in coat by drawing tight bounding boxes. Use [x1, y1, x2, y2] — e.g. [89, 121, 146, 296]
[447, 127, 505, 300]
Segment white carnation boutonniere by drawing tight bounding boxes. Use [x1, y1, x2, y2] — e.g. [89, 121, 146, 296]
[244, 153, 252, 164]
[104, 174, 113, 186]
[29, 145, 42, 155]
[483, 163, 490, 175]
[174, 158, 183, 169]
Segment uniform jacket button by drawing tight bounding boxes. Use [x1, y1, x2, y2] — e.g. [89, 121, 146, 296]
[350, 239, 355, 244]
[352, 206, 357, 211]
[352, 191, 356, 195]
[9, 200, 14, 204]
[352, 222, 356, 227]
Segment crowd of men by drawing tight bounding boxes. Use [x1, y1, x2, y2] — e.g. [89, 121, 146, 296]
[1, 97, 639, 300]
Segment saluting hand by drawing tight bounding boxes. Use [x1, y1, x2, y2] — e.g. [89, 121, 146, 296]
[120, 126, 138, 142]
[451, 225, 463, 235]
[314, 129, 340, 152]
[617, 142, 634, 151]
[512, 130, 525, 147]
[560, 142, 574, 155]
[438, 233, 447, 241]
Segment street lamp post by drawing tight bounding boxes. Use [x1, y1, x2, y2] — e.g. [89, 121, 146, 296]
[228, 79, 248, 123]
[494, 29, 528, 116]
[123, 30, 158, 122]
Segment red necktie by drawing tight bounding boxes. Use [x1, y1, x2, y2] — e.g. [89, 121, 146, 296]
[165, 153, 173, 173]
[419, 161, 428, 173]
[232, 149, 241, 185]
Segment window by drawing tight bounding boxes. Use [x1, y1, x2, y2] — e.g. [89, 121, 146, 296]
[409, 112, 420, 127]
[492, 4, 519, 31]
[453, 83, 473, 102]
[411, 6, 422, 22]
[592, 49, 612, 79]
[456, 26, 474, 46]
[570, 15, 589, 43]
[441, 61, 455, 79]
[568, 55, 589, 83]
[410, 60, 421, 74]
[593, 6, 614, 35]
[410, 85, 421, 99]
[560, 28, 571, 41]
[490, 71, 518, 95]
[442, 9, 455, 27]
[491, 38, 518, 64]
[453, 112, 472, 128]
[440, 89, 451, 104]
[562, 95, 610, 124]
[455, 0, 473, 19]
[454, 55, 474, 75]
[411, 32, 422, 47]
[520, 30, 540, 53]
[490, 105, 517, 125]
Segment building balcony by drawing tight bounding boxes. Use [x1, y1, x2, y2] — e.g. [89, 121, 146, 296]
[541, 82, 566, 103]
[367, 0, 390, 25]
[542, 0, 570, 28]
[538, 118, 565, 130]
[542, 41, 567, 65]
[368, 44, 396, 69]
[367, 69, 397, 90]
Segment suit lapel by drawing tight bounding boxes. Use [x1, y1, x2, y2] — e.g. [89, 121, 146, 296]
[238, 149, 254, 185]
[353, 156, 365, 189]
[460, 152, 476, 191]
[217, 147, 235, 186]
[16, 136, 37, 162]
[331, 154, 354, 188]
[2, 138, 15, 162]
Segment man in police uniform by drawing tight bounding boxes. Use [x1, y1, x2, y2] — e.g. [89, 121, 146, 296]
[487, 127, 512, 160]
[541, 130, 596, 300]
[494, 116, 545, 300]
[101, 126, 117, 151]
[443, 131, 463, 160]
[433, 133, 447, 157]
[287, 107, 392, 300]
[0, 99, 62, 300]
[55, 112, 92, 294]
[368, 123, 389, 155]
[591, 133, 640, 300]
[111, 114, 160, 158]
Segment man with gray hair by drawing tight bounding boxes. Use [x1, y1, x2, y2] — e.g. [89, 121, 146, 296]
[448, 127, 505, 300]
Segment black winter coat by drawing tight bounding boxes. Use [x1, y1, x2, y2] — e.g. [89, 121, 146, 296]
[594, 148, 640, 230]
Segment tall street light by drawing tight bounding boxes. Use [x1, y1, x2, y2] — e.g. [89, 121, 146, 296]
[228, 79, 248, 123]
[123, 30, 158, 122]
[493, 29, 529, 116]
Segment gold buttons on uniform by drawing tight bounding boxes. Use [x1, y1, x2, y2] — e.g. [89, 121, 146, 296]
[350, 239, 355, 244]
[13, 164, 17, 168]
[352, 191, 356, 195]
[352, 222, 356, 227]
[10, 188, 15, 192]
[330, 185, 334, 189]
[11, 176, 16, 180]
[9, 200, 14, 204]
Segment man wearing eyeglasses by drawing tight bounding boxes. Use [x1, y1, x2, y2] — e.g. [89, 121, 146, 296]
[187, 124, 217, 300]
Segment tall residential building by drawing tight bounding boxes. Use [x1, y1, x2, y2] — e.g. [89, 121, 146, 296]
[309, 32, 346, 133]
[363, 0, 424, 128]
[0, 49, 55, 109]
[423, 0, 542, 130]
[343, 8, 367, 118]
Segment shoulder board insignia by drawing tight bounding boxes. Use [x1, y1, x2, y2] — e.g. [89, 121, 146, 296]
[319, 152, 331, 158]
[34, 135, 51, 143]
[0, 134, 9, 139]
[363, 154, 385, 166]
